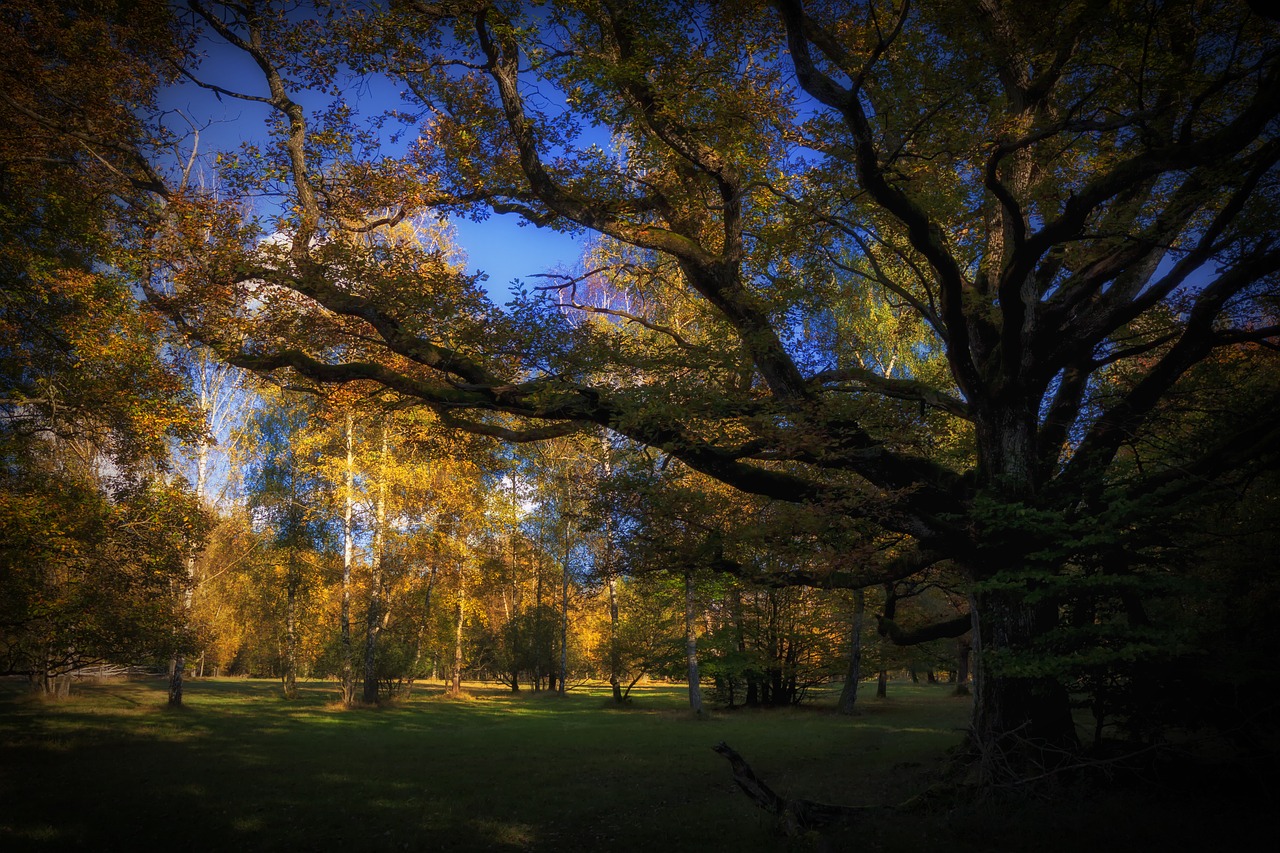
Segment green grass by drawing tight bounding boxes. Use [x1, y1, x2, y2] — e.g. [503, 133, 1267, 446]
[0, 678, 1269, 851]
[0, 677, 964, 851]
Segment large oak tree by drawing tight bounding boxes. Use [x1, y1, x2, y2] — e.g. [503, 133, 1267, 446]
[137, 0, 1279, 774]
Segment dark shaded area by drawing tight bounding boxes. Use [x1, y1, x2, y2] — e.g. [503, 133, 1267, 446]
[2, 679, 1275, 852]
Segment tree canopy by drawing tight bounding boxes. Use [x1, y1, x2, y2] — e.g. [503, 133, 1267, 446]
[7, 0, 1279, 778]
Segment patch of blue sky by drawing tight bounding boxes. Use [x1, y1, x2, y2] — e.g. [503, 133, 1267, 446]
[155, 19, 589, 306]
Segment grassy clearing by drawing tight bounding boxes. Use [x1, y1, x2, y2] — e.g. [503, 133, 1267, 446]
[0, 678, 1268, 851]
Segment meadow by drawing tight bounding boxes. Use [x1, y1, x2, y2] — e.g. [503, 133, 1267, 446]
[0, 678, 1267, 851]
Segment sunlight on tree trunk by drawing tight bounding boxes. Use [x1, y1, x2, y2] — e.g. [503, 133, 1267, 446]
[340, 409, 356, 706]
[449, 561, 465, 698]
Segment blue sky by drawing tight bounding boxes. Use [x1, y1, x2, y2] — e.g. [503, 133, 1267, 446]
[156, 29, 586, 305]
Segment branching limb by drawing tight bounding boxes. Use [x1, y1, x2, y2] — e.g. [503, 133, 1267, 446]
[708, 546, 949, 592]
[776, 0, 982, 401]
[875, 613, 971, 645]
[808, 366, 971, 420]
[435, 411, 587, 443]
[1062, 246, 1280, 492]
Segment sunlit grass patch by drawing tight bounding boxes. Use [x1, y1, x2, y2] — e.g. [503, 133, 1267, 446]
[473, 818, 538, 848]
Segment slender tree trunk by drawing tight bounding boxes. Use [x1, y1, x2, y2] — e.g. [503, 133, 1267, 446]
[558, 536, 570, 696]
[601, 452, 623, 704]
[727, 586, 747, 709]
[876, 669, 887, 699]
[684, 570, 703, 715]
[362, 425, 389, 705]
[283, 553, 299, 700]
[340, 410, 356, 706]
[408, 565, 436, 696]
[745, 589, 760, 706]
[608, 574, 622, 703]
[168, 555, 195, 707]
[449, 563, 465, 697]
[168, 579, 193, 707]
[533, 554, 544, 691]
[506, 492, 521, 693]
[954, 636, 972, 696]
[837, 588, 866, 715]
[169, 416, 210, 708]
[39, 645, 54, 696]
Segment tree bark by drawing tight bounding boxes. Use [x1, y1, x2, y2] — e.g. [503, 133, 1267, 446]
[283, 551, 299, 700]
[449, 563, 465, 697]
[362, 424, 389, 705]
[684, 570, 703, 715]
[954, 636, 972, 696]
[558, 545, 570, 696]
[969, 587, 1079, 779]
[408, 564, 436, 696]
[837, 588, 866, 715]
[169, 403, 210, 708]
[340, 410, 356, 706]
[608, 574, 622, 703]
[965, 410, 1080, 767]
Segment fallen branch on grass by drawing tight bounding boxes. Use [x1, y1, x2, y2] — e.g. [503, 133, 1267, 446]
[711, 741, 887, 836]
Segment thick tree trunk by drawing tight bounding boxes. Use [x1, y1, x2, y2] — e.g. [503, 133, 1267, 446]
[967, 411, 1080, 773]
[837, 588, 866, 715]
[969, 588, 1079, 779]
[684, 570, 703, 715]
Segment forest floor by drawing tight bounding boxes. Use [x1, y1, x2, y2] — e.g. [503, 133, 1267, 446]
[0, 677, 1271, 851]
